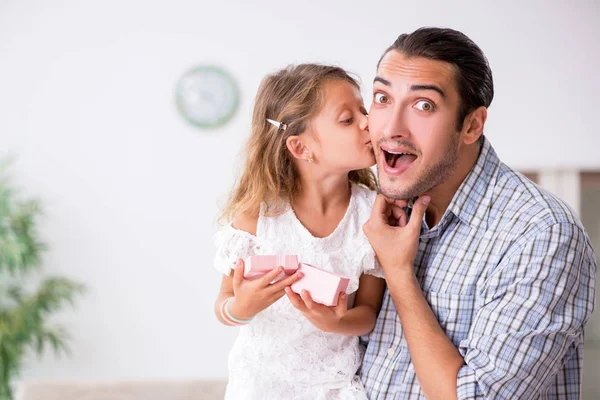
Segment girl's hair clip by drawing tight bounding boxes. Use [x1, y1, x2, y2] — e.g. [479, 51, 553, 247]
[267, 118, 287, 131]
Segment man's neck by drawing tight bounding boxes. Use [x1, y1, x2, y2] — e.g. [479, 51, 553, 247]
[423, 142, 482, 228]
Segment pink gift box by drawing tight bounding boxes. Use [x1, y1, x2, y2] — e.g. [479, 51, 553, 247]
[291, 263, 350, 307]
[243, 255, 299, 279]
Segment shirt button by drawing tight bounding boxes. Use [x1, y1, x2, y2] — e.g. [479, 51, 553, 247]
[387, 348, 395, 357]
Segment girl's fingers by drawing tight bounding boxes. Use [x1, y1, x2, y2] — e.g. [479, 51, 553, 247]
[300, 290, 316, 310]
[268, 270, 304, 293]
[259, 266, 285, 286]
[232, 259, 245, 288]
[268, 289, 287, 305]
[335, 292, 348, 315]
[285, 287, 307, 312]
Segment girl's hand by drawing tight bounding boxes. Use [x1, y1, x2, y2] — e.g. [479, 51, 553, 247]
[229, 259, 303, 320]
[284, 287, 348, 333]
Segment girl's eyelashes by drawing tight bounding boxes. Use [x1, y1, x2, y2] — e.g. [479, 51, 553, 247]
[338, 106, 368, 124]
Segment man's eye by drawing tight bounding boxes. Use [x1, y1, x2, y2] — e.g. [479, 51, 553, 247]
[414, 100, 435, 111]
[374, 93, 389, 104]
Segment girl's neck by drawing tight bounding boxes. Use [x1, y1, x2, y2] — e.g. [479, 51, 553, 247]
[292, 175, 351, 215]
[289, 174, 352, 239]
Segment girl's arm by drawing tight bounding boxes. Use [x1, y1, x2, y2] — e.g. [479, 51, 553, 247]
[214, 213, 303, 325]
[214, 213, 256, 325]
[285, 273, 385, 336]
[338, 274, 385, 335]
[214, 273, 236, 325]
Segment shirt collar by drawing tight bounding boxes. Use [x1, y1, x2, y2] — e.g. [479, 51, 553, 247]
[444, 136, 500, 230]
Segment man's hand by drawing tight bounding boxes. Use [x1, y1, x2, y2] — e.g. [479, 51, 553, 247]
[284, 287, 348, 333]
[364, 194, 464, 400]
[363, 195, 430, 274]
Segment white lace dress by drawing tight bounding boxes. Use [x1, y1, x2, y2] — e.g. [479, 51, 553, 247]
[213, 184, 382, 400]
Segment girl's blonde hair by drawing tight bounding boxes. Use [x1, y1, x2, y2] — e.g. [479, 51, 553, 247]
[220, 64, 377, 223]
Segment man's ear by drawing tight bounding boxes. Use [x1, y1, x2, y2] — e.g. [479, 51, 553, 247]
[286, 135, 312, 161]
[461, 106, 487, 145]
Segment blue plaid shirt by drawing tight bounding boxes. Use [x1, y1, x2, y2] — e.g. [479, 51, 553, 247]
[361, 138, 597, 399]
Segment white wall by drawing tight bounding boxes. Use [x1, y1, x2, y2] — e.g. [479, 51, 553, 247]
[1, 0, 598, 381]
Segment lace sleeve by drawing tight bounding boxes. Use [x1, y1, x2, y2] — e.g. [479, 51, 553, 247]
[353, 185, 384, 279]
[213, 224, 262, 275]
[359, 239, 385, 279]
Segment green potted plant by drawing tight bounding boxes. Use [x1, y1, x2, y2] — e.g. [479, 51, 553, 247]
[0, 162, 84, 400]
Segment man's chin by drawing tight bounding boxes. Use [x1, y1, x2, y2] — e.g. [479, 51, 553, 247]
[378, 173, 425, 200]
[378, 179, 409, 200]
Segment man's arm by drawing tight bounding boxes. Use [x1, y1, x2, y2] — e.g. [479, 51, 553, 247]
[364, 195, 596, 399]
[454, 222, 595, 399]
[364, 195, 463, 400]
[387, 268, 465, 400]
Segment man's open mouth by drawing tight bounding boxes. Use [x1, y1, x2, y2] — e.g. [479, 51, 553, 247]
[383, 149, 417, 170]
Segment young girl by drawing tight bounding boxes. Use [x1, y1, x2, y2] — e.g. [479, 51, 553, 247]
[213, 64, 385, 399]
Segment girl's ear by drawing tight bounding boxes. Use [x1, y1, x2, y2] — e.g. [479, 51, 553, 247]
[286, 136, 312, 162]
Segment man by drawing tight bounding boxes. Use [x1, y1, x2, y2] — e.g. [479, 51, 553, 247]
[360, 27, 597, 399]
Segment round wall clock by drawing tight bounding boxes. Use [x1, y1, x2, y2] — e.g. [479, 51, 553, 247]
[175, 65, 240, 129]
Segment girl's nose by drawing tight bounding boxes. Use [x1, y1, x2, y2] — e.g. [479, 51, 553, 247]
[359, 113, 369, 131]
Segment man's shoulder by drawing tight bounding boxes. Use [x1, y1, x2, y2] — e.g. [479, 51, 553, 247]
[488, 163, 583, 233]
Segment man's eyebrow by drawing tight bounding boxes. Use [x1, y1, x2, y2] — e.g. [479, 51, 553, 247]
[374, 78, 446, 98]
[409, 84, 445, 98]
[374, 76, 391, 86]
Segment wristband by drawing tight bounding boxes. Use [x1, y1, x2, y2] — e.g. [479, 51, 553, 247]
[224, 297, 254, 325]
[220, 297, 242, 326]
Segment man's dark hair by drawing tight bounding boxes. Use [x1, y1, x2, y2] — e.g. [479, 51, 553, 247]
[380, 27, 494, 131]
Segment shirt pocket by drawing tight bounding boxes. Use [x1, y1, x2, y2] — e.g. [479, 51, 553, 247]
[425, 291, 476, 347]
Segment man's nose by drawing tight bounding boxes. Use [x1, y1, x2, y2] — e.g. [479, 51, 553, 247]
[383, 108, 410, 140]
